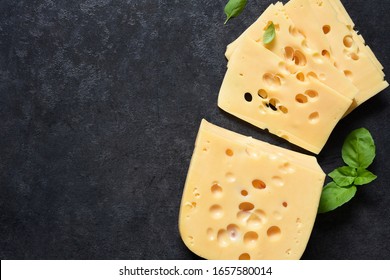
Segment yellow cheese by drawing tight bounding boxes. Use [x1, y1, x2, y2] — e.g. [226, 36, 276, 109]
[179, 119, 325, 260]
[328, 0, 354, 27]
[225, 2, 358, 100]
[285, 0, 388, 109]
[327, 0, 384, 72]
[218, 36, 352, 154]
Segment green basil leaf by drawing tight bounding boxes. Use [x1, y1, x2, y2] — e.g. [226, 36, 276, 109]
[354, 168, 377, 186]
[263, 22, 276, 44]
[318, 182, 357, 213]
[328, 166, 357, 187]
[342, 128, 376, 168]
[224, 0, 247, 24]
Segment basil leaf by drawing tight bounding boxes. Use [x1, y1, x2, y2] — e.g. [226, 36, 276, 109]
[328, 166, 357, 187]
[354, 168, 377, 186]
[318, 182, 357, 213]
[263, 22, 276, 44]
[224, 0, 247, 24]
[342, 128, 376, 168]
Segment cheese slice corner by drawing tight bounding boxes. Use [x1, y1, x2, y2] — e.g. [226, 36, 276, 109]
[178, 119, 325, 260]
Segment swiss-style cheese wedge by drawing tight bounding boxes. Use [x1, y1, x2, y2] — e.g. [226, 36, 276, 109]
[225, 2, 358, 100]
[285, 0, 388, 110]
[179, 119, 325, 260]
[218, 36, 352, 154]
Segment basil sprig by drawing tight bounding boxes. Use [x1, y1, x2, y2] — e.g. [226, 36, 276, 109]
[318, 128, 377, 213]
[263, 22, 276, 44]
[224, 0, 247, 24]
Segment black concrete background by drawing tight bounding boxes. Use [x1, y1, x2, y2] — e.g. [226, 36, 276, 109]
[0, 0, 389, 260]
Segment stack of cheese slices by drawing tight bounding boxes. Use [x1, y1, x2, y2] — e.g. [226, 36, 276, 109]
[219, 0, 388, 154]
[178, 0, 387, 260]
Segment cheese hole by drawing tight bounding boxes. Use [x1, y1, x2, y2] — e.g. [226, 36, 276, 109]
[252, 179, 266, 189]
[239, 73, 244, 77]
[295, 94, 308, 104]
[246, 214, 261, 227]
[344, 70, 353, 80]
[309, 112, 320, 124]
[321, 49, 330, 59]
[263, 73, 281, 88]
[343, 35, 354, 48]
[282, 202, 288, 208]
[273, 211, 282, 220]
[284, 46, 294, 60]
[237, 210, 251, 222]
[272, 176, 284, 187]
[244, 92, 252, 102]
[245, 146, 258, 158]
[301, 39, 311, 51]
[322, 25, 331, 34]
[259, 105, 267, 115]
[293, 50, 307, 66]
[305, 89, 318, 99]
[268, 103, 277, 111]
[248, 210, 267, 227]
[206, 228, 214, 240]
[225, 149, 234, 157]
[193, 188, 200, 198]
[210, 204, 223, 219]
[226, 172, 236, 183]
[279, 162, 295, 174]
[239, 202, 255, 211]
[241, 190, 248, 196]
[243, 231, 259, 245]
[307, 71, 318, 80]
[184, 202, 194, 210]
[296, 72, 305, 82]
[267, 226, 281, 240]
[278, 105, 288, 114]
[227, 224, 240, 240]
[188, 236, 194, 246]
[312, 53, 323, 63]
[239, 253, 251, 260]
[319, 73, 326, 80]
[286, 249, 292, 255]
[211, 183, 222, 196]
[269, 98, 278, 111]
[258, 89, 268, 99]
[278, 61, 290, 75]
[296, 218, 303, 228]
[217, 229, 229, 247]
[289, 26, 305, 38]
[350, 52, 359, 61]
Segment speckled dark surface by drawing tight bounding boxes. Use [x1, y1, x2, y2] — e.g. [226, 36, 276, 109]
[1, 0, 389, 260]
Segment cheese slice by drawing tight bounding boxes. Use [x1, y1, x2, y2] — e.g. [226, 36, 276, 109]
[225, 2, 358, 100]
[179, 119, 325, 260]
[327, 0, 384, 74]
[285, 0, 388, 109]
[327, 0, 384, 71]
[218, 35, 352, 154]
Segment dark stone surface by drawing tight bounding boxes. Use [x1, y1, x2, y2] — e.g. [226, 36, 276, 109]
[0, 0, 389, 260]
